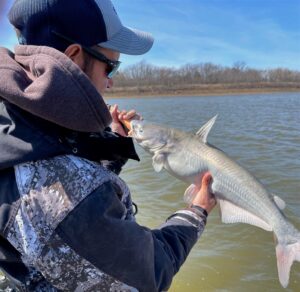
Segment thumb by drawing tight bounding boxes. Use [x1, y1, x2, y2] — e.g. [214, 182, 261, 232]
[202, 173, 212, 188]
[110, 104, 119, 121]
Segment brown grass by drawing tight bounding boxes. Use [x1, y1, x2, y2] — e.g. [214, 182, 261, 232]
[105, 82, 300, 98]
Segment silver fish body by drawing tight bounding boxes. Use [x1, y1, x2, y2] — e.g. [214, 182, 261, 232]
[130, 117, 300, 288]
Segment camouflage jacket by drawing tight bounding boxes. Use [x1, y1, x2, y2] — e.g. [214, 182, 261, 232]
[1, 154, 207, 292]
[7, 155, 138, 291]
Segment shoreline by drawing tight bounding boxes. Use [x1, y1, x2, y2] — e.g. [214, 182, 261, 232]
[105, 83, 300, 99]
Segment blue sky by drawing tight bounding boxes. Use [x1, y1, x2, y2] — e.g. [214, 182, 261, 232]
[1, 0, 299, 70]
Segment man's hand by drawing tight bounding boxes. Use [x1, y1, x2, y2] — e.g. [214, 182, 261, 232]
[110, 104, 142, 136]
[192, 173, 216, 214]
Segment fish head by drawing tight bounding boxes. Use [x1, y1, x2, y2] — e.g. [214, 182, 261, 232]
[130, 120, 170, 153]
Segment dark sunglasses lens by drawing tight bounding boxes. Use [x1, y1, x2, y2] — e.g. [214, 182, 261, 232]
[106, 62, 120, 79]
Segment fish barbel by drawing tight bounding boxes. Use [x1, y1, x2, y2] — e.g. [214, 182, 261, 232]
[130, 116, 300, 288]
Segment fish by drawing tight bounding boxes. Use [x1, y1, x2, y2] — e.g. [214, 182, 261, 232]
[129, 116, 300, 288]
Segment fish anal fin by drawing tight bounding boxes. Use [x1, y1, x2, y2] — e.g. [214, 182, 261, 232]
[183, 184, 199, 204]
[218, 199, 272, 231]
[152, 153, 165, 172]
[196, 115, 218, 143]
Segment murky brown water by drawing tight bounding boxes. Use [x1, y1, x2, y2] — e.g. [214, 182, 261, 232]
[116, 93, 300, 291]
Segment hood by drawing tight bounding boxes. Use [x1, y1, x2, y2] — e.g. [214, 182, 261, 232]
[0, 45, 112, 132]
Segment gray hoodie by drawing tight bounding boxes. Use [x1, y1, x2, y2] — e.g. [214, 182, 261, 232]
[0, 45, 111, 132]
[0, 46, 207, 292]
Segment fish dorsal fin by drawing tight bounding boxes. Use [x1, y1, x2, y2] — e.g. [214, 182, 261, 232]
[196, 115, 218, 143]
[152, 153, 165, 172]
[218, 199, 272, 231]
[273, 194, 286, 210]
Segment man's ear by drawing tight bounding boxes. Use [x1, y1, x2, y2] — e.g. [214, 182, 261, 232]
[64, 44, 85, 69]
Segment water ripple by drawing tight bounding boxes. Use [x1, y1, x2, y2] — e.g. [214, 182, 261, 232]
[114, 93, 300, 291]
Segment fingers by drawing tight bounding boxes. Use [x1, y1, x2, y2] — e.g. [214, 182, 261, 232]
[119, 110, 142, 121]
[109, 104, 142, 136]
[120, 109, 136, 120]
[110, 105, 141, 121]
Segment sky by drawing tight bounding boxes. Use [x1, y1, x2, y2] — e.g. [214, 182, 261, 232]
[0, 0, 299, 70]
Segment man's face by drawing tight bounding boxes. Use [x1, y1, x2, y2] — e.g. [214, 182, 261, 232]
[83, 46, 120, 95]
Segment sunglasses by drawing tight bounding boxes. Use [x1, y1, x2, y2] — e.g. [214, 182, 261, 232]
[52, 31, 121, 79]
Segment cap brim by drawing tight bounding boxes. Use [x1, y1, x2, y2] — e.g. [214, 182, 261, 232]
[99, 26, 154, 55]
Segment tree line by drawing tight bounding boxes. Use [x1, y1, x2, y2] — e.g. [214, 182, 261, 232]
[114, 61, 300, 88]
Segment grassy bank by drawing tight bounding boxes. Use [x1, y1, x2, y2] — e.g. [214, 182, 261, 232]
[105, 82, 300, 98]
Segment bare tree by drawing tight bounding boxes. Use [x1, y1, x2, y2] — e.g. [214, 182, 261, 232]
[113, 61, 300, 92]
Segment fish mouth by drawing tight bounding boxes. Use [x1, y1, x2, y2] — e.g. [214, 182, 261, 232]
[132, 136, 143, 143]
[129, 120, 144, 140]
[128, 127, 137, 139]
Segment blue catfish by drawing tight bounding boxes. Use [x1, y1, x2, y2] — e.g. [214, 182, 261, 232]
[130, 116, 300, 288]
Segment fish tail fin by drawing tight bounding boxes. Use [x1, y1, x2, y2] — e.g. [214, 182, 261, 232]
[276, 238, 300, 288]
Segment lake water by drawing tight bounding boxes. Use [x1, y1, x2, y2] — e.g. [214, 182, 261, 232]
[112, 92, 300, 291]
[1, 92, 299, 291]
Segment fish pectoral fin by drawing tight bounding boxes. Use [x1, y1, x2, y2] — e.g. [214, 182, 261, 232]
[183, 184, 199, 204]
[218, 199, 272, 231]
[195, 115, 218, 143]
[273, 194, 286, 210]
[152, 153, 165, 172]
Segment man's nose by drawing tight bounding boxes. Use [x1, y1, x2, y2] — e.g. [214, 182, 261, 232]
[107, 78, 114, 88]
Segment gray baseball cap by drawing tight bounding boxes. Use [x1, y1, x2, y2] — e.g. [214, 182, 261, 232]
[9, 0, 154, 55]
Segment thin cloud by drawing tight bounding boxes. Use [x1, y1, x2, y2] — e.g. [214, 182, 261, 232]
[144, 1, 300, 70]
[1, 0, 299, 70]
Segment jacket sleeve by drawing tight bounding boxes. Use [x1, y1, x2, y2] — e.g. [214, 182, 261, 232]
[56, 181, 207, 292]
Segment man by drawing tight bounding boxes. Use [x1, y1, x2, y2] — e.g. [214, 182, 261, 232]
[0, 0, 216, 291]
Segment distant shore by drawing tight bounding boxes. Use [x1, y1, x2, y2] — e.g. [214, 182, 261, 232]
[105, 82, 300, 98]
